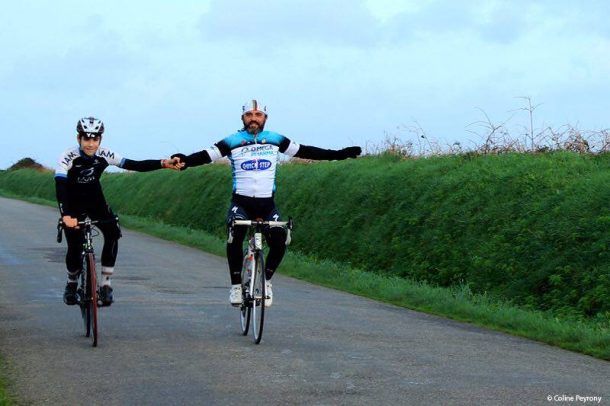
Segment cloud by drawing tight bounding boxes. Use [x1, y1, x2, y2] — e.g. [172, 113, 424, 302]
[476, 2, 529, 44]
[198, 0, 382, 48]
[382, 1, 530, 45]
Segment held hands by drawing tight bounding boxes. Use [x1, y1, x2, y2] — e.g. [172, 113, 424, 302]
[161, 156, 185, 170]
[339, 146, 362, 160]
[170, 153, 188, 170]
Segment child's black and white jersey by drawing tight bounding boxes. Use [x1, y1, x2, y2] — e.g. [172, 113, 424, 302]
[55, 146, 162, 216]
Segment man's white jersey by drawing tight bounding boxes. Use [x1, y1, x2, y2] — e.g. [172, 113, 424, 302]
[206, 130, 299, 198]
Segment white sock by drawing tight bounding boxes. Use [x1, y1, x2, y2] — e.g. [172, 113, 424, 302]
[101, 266, 114, 287]
[67, 270, 79, 284]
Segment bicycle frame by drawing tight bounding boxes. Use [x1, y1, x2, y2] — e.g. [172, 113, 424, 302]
[231, 218, 293, 344]
[57, 216, 118, 347]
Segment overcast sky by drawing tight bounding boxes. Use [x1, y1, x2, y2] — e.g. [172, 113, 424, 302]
[1, 0, 609, 169]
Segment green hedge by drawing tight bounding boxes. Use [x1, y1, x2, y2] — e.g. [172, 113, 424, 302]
[2, 152, 609, 320]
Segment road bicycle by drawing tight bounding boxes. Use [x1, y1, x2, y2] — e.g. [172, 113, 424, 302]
[57, 216, 118, 347]
[229, 217, 293, 344]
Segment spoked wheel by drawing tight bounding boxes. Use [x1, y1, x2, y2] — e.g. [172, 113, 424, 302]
[86, 253, 98, 347]
[240, 252, 252, 335]
[240, 301, 251, 335]
[78, 273, 90, 337]
[251, 252, 265, 344]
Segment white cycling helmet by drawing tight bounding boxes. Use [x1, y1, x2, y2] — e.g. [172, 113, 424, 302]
[242, 99, 267, 115]
[76, 117, 105, 138]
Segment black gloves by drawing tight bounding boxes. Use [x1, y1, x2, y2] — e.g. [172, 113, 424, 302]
[171, 153, 188, 170]
[338, 146, 362, 160]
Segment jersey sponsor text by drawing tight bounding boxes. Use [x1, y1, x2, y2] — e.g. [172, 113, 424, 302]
[241, 159, 272, 171]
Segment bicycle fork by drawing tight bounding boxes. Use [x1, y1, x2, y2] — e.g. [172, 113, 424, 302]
[246, 231, 264, 303]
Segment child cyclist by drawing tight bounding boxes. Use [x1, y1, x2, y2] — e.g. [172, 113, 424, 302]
[55, 117, 182, 306]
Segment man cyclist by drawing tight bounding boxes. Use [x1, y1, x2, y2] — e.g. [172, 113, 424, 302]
[172, 100, 361, 307]
[55, 117, 181, 306]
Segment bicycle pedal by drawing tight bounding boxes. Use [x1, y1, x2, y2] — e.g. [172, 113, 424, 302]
[97, 299, 113, 307]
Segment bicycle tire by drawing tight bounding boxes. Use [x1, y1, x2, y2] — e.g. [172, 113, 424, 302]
[79, 269, 90, 337]
[240, 250, 252, 335]
[86, 253, 98, 347]
[252, 251, 265, 344]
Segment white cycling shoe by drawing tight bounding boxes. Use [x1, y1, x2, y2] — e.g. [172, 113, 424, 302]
[265, 281, 273, 307]
[229, 284, 242, 306]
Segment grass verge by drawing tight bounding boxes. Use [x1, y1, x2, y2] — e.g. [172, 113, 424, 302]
[0, 354, 14, 406]
[1, 190, 609, 363]
[116, 214, 610, 361]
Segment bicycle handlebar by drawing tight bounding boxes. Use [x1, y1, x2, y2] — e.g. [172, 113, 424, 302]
[56, 216, 120, 243]
[229, 217, 294, 245]
[232, 219, 292, 228]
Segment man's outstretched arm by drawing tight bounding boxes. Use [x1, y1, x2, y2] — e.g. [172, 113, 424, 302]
[170, 150, 211, 169]
[121, 157, 183, 172]
[293, 145, 361, 161]
[171, 142, 229, 169]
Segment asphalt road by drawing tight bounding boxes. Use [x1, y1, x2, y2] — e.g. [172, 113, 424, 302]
[0, 196, 608, 405]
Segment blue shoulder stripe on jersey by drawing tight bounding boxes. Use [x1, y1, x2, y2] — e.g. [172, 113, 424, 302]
[258, 131, 286, 146]
[221, 131, 286, 149]
[119, 158, 126, 168]
[222, 132, 252, 149]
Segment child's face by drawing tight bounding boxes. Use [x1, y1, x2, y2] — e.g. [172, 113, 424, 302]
[78, 135, 101, 157]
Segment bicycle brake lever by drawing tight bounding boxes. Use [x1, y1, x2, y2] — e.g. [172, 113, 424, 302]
[227, 224, 234, 244]
[56, 220, 63, 243]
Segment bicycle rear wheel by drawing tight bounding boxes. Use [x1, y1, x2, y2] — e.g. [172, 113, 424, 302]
[86, 253, 98, 347]
[251, 251, 265, 344]
[240, 250, 252, 335]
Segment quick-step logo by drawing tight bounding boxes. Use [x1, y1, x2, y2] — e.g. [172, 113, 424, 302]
[241, 159, 272, 171]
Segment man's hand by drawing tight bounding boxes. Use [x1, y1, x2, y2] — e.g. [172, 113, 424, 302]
[339, 146, 362, 159]
[62, 215, 78, 228]
[170, 153, 189, 170]
[161, 157, 185, 170]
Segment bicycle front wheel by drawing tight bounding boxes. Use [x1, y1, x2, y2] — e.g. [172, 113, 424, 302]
[86, 253, 98, 347]
[79, 269, 90, 337]
[240, 250, 252, 335]
[251, 251, 265, 344]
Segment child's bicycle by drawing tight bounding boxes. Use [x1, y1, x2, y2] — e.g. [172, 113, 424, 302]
[57, 216, 118, 347]
[229, 217, 293, 344]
